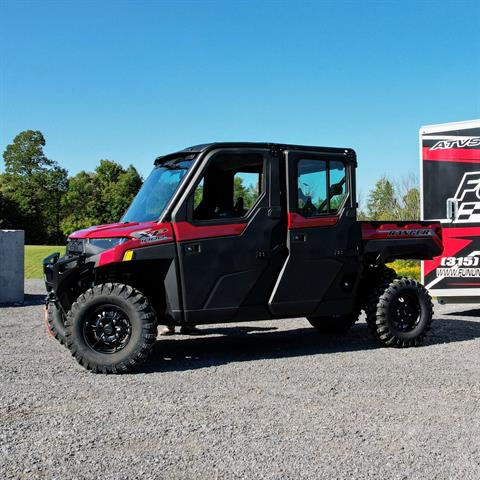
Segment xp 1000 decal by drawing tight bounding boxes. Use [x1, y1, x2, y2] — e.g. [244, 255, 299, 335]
[421, 121, 480, 292]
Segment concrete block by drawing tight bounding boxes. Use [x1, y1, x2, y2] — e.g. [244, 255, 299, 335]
[0, 230, 24, 304]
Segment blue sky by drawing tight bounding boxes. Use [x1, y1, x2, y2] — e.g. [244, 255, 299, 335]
[1, 0, 479, 200]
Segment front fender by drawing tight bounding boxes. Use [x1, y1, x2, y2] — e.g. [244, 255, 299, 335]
[43, 254, 94, 312]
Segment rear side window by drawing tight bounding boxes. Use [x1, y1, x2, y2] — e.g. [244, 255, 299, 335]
[297, 159, 347, 216]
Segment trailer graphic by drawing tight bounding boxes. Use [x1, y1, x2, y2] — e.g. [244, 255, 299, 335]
[421, 119, 480, 303]
[449, 171, 480, 222]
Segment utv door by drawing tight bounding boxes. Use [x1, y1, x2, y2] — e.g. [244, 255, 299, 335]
[171, 148, 286, 324]
[268, 149, 361, 317]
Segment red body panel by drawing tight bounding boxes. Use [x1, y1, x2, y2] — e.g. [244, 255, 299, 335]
[287, 212, 338, 229]
[97, 223, 175, 266]
[172, 221, 247, 242]
[68, 222, 175, 267]
[69, 221, 161, 239]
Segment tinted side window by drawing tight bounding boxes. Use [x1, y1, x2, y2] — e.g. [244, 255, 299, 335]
[297, 159, 328, 215]
[329, 160, 347, 212]
[296, 159, 347, 216]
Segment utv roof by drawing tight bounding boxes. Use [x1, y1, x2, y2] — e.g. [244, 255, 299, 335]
[155, 142, 356, 165]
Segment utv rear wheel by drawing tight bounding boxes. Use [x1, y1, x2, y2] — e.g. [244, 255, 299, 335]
[65, 283, 157, 373]
[307, 311, 359, 333]
[47, 302, 67, 346]
[366, 277, 433, 347]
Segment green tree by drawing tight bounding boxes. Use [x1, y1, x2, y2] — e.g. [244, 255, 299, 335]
[395, 175, 420, 220]
[399, 187, 420, 220]
[0, 190, 19, 228]
[366, 176, 399, 220]
[234, 175, 257, 210]
[61, 161, 142, 235]
[60, 171, 100, 234]
[97, 162, 143, 223]
[1, 130, 68, 243]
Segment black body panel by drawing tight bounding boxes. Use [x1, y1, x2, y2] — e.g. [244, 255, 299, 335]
[269, 217, 361, 317]
[269, 149, 361, 317]
[171, 148, 286, 324]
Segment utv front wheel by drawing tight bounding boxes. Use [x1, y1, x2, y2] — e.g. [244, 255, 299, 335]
[366, 277, 433, 347]
[307, 311, 359, 333]
[65, 283, 157, 373]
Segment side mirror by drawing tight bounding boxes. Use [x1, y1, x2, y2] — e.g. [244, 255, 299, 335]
[446, 198, 459, 220]
[330, 182, 343, 196]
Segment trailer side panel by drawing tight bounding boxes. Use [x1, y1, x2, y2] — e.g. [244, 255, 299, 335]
[421, 120, 480, 301]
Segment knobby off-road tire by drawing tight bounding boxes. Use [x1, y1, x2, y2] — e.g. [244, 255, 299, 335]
[65, 283, 157, 374]
[307, 311, 360, 334]
[366, 277, 433, 347]
[47, 301, 67, 346]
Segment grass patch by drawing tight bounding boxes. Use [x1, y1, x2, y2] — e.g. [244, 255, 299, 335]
[388, 260, 421, 281]
[25, 245, 65, 279]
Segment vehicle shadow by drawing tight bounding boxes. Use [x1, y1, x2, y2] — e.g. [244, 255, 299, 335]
[139, 322, 377, 374]
[445, 308, 480, 318]
[138, 317, 480, 374]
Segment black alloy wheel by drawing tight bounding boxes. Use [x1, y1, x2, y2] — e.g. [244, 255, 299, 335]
[389, 291, 421, 333]
[83, 305, 132, 354]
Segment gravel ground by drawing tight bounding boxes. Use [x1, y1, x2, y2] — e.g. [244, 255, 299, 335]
[1, 279, 479, 480]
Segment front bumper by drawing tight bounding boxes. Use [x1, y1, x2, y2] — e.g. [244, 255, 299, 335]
[43, 252, 92, 298]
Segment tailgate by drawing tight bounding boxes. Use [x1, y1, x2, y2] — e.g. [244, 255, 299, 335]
[361, 221, 443, 262]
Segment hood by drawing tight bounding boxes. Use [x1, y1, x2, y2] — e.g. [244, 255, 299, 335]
[69, 221, 160, 239]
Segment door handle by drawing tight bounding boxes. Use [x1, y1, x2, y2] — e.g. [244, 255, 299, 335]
[185, 243, 201, 254]
[292, 233, 306, 242]
[268, 207, 281, 219]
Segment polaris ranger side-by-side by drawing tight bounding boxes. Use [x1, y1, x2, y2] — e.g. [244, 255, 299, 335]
[44, 143, 443, 373]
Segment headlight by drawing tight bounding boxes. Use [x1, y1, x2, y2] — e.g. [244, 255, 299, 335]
[87, 237, 129, 252]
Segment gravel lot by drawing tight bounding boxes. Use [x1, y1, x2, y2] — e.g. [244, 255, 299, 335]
[1, 279, 479, 480]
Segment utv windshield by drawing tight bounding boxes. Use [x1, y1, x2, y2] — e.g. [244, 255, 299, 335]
[122, 158, 194, 223]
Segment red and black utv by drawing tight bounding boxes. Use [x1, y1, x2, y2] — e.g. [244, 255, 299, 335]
[44, 143, 443, 373]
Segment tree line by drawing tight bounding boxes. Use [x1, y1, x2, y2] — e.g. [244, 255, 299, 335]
[358, 174, 420, 221]
[0, 130, 420, 245]
[0, 130, 142, 244]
